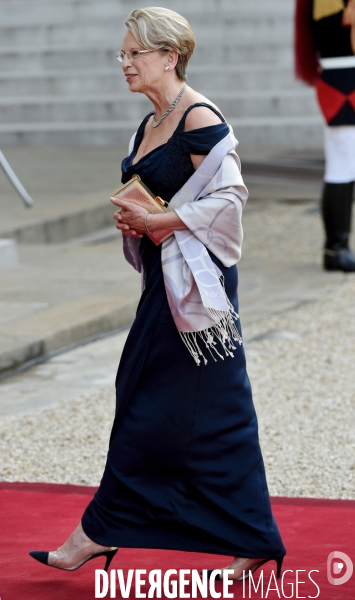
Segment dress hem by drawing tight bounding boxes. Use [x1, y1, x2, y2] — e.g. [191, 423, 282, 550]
[81, 518, 286, 560]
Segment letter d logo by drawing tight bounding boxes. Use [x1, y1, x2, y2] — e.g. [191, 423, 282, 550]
[327, 552, 353, 586]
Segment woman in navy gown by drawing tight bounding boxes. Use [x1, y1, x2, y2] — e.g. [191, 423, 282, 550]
[29, 6, 286, 580]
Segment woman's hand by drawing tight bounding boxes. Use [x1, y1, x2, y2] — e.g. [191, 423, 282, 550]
[343, 0, 355, 54]
[110, 197, 146, 238]
[343, 0, 355, 26]
[344, 1, 355, 53]
[111, 196, 187, 236]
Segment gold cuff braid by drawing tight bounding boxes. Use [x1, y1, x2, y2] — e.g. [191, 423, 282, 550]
[313, 0, 345, 21]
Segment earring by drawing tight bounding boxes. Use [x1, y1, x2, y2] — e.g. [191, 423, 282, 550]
[164, 66, 170, 71]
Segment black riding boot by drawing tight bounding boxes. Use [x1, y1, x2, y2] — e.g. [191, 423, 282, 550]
[322, 181, 355, 272]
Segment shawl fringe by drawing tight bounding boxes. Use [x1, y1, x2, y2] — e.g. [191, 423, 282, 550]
[179, 277, 243, 366]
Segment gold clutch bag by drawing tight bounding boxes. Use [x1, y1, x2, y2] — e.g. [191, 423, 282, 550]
[112, 174, 173, 246]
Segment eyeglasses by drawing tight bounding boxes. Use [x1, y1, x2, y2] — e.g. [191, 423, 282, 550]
[116, 49, 155, 62]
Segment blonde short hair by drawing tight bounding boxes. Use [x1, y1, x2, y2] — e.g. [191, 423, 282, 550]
[124, 7, 195, 81]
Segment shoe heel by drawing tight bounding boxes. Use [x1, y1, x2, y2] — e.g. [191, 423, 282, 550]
[276, 556, 284, 579]
[104, 549, 118, 572]
[323, 251, 338, 271]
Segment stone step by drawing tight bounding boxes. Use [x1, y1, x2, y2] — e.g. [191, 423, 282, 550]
[0, 90, 318, 124]
[155, 0, 292, 12]
[0, 0, 308, 150]
[0, 18, 293, 46]
[0, 144, 129, 243]
[0, 116, 323, 149]
[0, 239, 18, 274]
[0, 240, 141, 376]
[0, 65, 303, 97]
[5, 202, 119, 244]
[0, 0, 293, 27]
[0, 42, 293, 71]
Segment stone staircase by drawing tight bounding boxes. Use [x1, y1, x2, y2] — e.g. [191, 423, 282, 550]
[0, 0, 323, 149]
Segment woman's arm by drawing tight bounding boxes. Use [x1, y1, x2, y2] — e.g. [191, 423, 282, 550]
[145, 211, 187, 233]
[343, 0, 355, 53]
[111, 197, 187, 237]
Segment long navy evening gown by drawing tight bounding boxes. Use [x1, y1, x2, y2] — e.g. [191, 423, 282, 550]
[82, 104, 286, 559]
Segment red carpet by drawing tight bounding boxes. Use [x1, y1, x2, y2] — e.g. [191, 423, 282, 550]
[0, 482, 354, 600]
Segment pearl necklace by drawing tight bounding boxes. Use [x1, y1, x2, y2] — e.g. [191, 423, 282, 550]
[152, 85, 187, 128]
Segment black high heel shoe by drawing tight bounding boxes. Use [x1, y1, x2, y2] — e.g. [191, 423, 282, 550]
[204, 556, 284, 581]
[29, 547, 118, 572]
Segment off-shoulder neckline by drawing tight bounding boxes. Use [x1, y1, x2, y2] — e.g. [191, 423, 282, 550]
[130, 122, 228, 168]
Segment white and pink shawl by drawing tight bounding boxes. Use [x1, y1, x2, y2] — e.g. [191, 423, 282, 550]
[123, 127, 248, 365]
